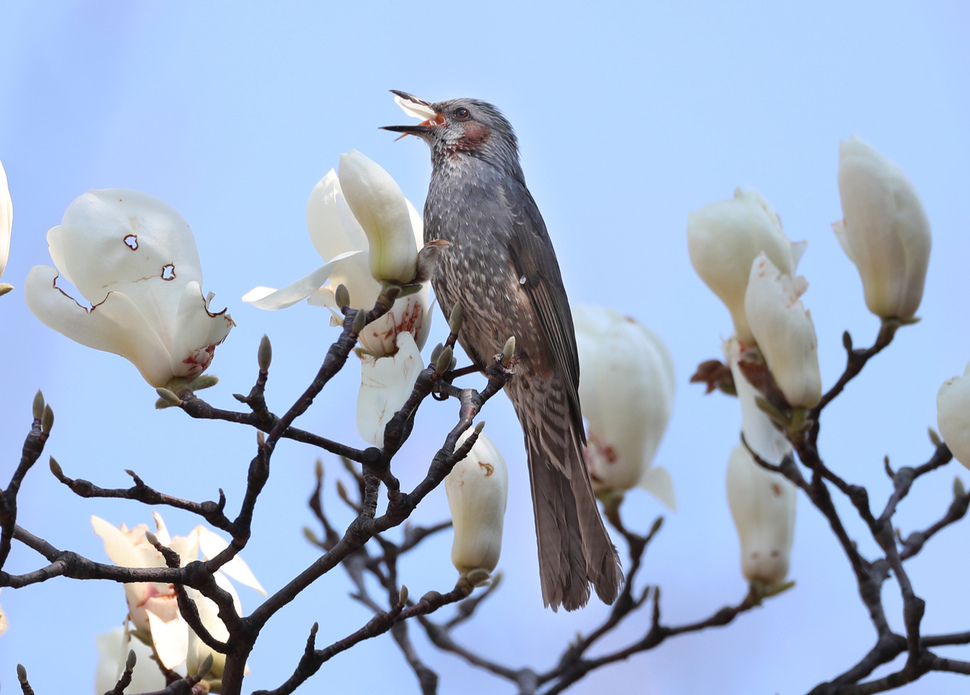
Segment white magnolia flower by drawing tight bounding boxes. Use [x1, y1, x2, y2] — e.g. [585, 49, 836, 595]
[573, 305, 676, 509]
[243, 155, 431, 357]
[744, 254, 822, 408]
[95, 627, 171, 693]
[726, 442, 797, 586]
[835, 136, 931, 321]
[445, 430, 509, 579]
[0, 158, 11, 283]
[25, 190, 233, 388]
[937, 361, 970, 470]
[688, 187, 804, 343]
[92, 512, 265, 670]
[244, 154, 432, 446]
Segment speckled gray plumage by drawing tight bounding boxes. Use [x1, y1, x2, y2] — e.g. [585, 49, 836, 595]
[388, 96, 622, 610]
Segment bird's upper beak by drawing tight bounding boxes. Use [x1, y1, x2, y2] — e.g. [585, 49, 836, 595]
[381, 90, 444, 137]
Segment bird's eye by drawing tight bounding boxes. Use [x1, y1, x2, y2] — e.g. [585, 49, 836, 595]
[454, 107, 470, 120]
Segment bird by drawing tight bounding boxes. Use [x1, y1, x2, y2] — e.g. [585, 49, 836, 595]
[383, 91, 622, 611]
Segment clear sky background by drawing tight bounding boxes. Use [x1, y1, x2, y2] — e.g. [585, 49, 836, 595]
[1, 2, 969, 693]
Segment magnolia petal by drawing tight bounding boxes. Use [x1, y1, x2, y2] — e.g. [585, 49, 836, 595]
[169, 280, 233, 379]
[92, 516, 146, 568]
[638, 465, 676, 511]
[26, 265, 180, 387]
[306, 169, 370, 262]
[358, 288, 431, 356]
[687, 187, 799, 343]
[356, 331, 423, 445]
[146, 606, 190, 669]
[243, 250, 363, 310]
[0, 158, 11, 280]
[95, 628, 168, 694]
[198, 526, 267, 595]
[339, 151, 418, 284]
[53, 190, 203, 313]
[326, 251, 381, 310]
[394, 94, 437, 121]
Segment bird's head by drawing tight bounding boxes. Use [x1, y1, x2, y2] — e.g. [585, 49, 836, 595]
[382, 91, 520, 172]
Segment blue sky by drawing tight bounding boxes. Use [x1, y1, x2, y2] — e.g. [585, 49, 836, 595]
[1, 2, 969, 693]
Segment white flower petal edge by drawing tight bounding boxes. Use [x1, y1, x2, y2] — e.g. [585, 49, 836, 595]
[95, 628, 170, 693]
[394, 94, 438, 121]
[356, 331, 424, 446]
[0, 158, 12, 281]
[241, 250, 364, 310]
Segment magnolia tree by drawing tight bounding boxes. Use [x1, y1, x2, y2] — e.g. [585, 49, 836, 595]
[0, 121, 967, 695]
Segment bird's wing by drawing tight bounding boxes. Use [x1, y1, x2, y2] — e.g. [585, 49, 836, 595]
[503, 181, 585, 441]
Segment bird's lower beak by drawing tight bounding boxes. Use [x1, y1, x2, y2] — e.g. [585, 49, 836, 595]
[382, 90, 444, 137]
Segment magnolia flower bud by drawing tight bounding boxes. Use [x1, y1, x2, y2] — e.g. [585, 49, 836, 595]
[834, 136, 931, 320]
[445, 430, 509, 579]
[0, 158, 11, 282]
[688, 187, 804, 343]
[573, 305, 676, 508]
[744, 254, 822, 408]
[726, 443, 797, 586]
[937, 361, 970, 470]
[25, 190, 233, 389]
[339, 150, 418, 284]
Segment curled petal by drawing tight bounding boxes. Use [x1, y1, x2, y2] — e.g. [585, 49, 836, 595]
[394, 94, 437, 121]
[242, 250, 364, 310]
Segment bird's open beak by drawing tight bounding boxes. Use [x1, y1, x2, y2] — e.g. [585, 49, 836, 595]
[382, 90, 444, 137]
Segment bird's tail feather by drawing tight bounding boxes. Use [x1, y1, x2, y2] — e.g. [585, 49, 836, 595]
[515, 382, 622, 611]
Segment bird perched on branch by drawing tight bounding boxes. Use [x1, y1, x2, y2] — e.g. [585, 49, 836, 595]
[383, 92, 621, 610]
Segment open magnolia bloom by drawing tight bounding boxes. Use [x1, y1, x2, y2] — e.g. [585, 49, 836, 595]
[25, 190, 233, 388]
[573, 305, 676, 509]
[688, 187, 805, 344]
[726, 442, 796, 586]
[0, 158, 11, 288]
[446, 430, 509, 581]
[937, 361, 970, 470]
[835, 136, 931, 321]
[92, 512, 265, 671]
[744, 254, 822, 409]
[95, 627, 170, 693]
[244, 152, 432, 445]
